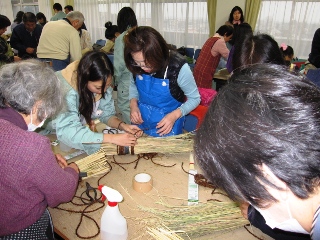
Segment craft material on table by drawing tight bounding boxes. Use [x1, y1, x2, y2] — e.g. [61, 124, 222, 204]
[98, 132, 194, 155]
[187, 152, 198, 206]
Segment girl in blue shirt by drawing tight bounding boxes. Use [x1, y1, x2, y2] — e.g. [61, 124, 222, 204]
[55, 51, 141, 154]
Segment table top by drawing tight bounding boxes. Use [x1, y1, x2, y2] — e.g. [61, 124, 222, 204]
[47, 128, 273, 240]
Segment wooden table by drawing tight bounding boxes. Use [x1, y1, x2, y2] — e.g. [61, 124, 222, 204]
[213, 69, 230, 91]
[47, 127, 273, 240]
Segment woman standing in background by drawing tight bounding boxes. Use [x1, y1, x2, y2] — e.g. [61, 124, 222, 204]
[113, 7, 138, 124]
[193, 25, 233, 89]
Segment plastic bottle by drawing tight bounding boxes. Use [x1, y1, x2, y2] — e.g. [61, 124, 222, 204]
[98, 185, 128, 240]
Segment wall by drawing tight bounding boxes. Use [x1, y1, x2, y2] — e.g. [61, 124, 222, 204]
[215, 0, 246, 31]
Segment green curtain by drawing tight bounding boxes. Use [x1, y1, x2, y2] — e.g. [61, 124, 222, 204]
[207, 0, 217, 37]
[65, 0, 74, 7]
[50, 0, 54, 16]
[245, 0, 262, 31]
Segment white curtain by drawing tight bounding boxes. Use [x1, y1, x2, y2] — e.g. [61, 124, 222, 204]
[255, 0, 320, 59]
[74, 0, 209, 49]
[0, 0, 14, 22]
[38, 0, 53, 21]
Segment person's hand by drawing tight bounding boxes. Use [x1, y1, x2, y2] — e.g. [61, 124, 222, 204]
[13, 56, 21, 62]
[239, 201, 250, 219]
[55, 153, 68, 169]
[130, 99, 143, 124]
[156, 111, 179, 136]
[89, 120, 97, 132]
[26, 47, 35, 54]
[67, 162, 80, 173]
[108, 133, 138, 146]
[121, 124, 143, 138]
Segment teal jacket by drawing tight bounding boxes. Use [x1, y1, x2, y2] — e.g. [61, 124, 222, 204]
[55, 70, 116, 155]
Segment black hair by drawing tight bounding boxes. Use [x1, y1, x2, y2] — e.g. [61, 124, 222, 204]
[53, 3, 63, 11]
[228, 6, 244, 23]
[14, 11, 24, 24]
[22, 12, 37, 23]
[0, 15, 11, 29]
[117, 7, 137, 33]
[229, 23, 252, 46]
[194, 63, 320, 207]
[104, 21, 119, 40]
[232, 33, 285, 71]
[216, 25, 234, 37]
[124, 26, 170, 75]
[36, 12, 47, 22]
[77, 51, 114, 124]
[64, 5, 73, 11]
[280, 44, 294, 58]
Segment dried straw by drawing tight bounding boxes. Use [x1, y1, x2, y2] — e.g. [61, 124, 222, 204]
[100, 132, 194, 155]
[138, 201, 248, 239]
[75, 150, 110, 178]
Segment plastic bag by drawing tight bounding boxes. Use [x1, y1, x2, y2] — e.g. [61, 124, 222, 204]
[198, 87, 217, 107]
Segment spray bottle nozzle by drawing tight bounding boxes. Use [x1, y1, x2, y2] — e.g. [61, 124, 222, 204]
[98, 185, 106, 202]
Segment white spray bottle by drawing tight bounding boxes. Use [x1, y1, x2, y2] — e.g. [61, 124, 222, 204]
[98, 185, 128, 240]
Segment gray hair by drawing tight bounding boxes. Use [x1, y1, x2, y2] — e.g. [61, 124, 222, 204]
[66, 11, 84, 23]
[0, 59, 63, 120]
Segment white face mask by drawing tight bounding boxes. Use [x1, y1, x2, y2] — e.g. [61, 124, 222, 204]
[255, 200, 309, 234]
[27, 113, 46, 131]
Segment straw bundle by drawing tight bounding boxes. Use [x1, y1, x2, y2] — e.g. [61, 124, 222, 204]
[75, 150, 110, 178]
[100, 132, 194, 155]
[139, 201, 248, 239]
[147, 225, 186, 240]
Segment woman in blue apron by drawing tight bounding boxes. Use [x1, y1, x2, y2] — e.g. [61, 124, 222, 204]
[124, 26, 200, 137]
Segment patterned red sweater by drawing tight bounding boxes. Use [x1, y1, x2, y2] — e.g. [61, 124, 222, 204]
[193, 37, 221, 88]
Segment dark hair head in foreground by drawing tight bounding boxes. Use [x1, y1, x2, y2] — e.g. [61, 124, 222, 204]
[194, 63, 320, 208]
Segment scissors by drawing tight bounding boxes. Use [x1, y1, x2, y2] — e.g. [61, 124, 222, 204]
[80, 182, 101, 204]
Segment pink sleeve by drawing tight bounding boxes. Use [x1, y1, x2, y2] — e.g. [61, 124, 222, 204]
[211, 39, 230, 59]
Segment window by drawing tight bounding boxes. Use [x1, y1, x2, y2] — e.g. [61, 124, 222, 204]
[255, 0, 320, 59]
[12, 0, 39, 17]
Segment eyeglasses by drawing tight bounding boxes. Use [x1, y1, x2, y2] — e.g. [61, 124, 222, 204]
[131, 61, 152, 69]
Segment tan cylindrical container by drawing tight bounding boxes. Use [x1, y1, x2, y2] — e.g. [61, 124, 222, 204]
[132, 173, 153, 193]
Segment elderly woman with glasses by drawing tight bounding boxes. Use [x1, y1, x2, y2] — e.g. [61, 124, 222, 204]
[124, 26, 200, 137]
[0, 60, 79, 239]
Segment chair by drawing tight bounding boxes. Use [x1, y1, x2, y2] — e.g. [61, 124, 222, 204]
[185, 47, 194, 59]
[107, 54, 114, 65]
[194, 49, 201, 61]
[306, 69, 320, 88]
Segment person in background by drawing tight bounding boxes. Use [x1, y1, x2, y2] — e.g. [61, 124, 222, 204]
[10, 12, 42, 59]
[0, 59, 79, 239]
[225, 6, 246, 27]
[100, 21, 120, 54]
[11, 11, 24, 31]
[226, 23, 253, 73]
[54, 51, 141, 154]
[124, 26, 200, 137]
[306, 28, 320, 70]
[63, 4, 87, 30]
[37, 11, 83, 71]
[114, 7, 138, 124]
[0, 15, 20, 67]
[279, 43, 294, 66]
[50, 3, 66, 21]
[232, 33, 285, 71]
[64, 5, 73, 14]
[79, 28, 92, 55]
[193, 25, 233, 89]
[194, 64, 318, 240]
[36, 12, 48, 27]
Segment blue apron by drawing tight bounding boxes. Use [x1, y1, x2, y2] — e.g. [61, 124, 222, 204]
[135, 68, 185, 137]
